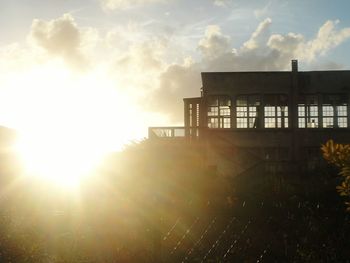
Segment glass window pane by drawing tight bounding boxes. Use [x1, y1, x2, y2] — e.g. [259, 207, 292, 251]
[249, 106, 256, 112]
[277, 106, 287, 117]
[207, 97, 218, 106]
[237, 118, 248, 128]
[337, 105, 347, 116]
[265, 118, 276, 128]
[222, 117, 231, 128]
[248, 95, 260, 106]
[207, 106, 219, 116]
[306, 118, 318, 128]
[249, 118, 257, 128]
[249, 111, 257, 117]
[323, 117, 333, 128]
[298, 118, 306, 128]
[236, 96, 247, 106]
[219, 97, 231, 106]
[338, 117, 348, 128]
[208, 117, 219, 128]
[264, 106, 275, 117]
[220, 107, 230, 116]
[309, 106, 318, 116]
[322, 106, 334, 116]
[284, 119, 289, 128]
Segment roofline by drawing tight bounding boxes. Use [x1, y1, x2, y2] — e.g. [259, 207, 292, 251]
[201, 70, 350, 74]
[183, 97, 201, 101]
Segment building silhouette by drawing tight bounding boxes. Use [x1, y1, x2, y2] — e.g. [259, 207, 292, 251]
[149, 60, 350, 177]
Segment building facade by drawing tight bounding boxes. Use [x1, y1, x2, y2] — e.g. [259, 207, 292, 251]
[149, 60, 350, 177]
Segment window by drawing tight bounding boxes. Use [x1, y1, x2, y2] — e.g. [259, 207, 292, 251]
[236, 95, 260, 128]
[196, 104, 200, 126]
[207, 96, 231, 128]
[298, 95, 318, 128]
[322, 105, 334, 128]
[185, 100, 201, 137]
[322, 94, 348, 128]
[337, 105, 348, 128]
[264, 95, 288, 128]
[189, 103, 193, 127]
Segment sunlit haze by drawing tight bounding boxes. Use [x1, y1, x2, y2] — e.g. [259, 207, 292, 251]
[0, 1, 350, 262]
[6, 61, 153, 186]
[1, 0, 350, 184]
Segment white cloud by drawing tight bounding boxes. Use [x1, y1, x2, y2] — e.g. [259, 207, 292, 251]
[266, 20, 350, 63]
[198, 25, 231, 60]
[149, 58, 201, 123]
[242, 18, 272, 51]
[2, 13, 350, 126]
[137, 18, 350, 123]
[213, 0, 232, 7]
[196, 18, 350, 71]
[100, 0, 167, 10]
[29, 13, 96, 70]
[303, 20, 350, 61]
[148, 18, 350, 122]
[254, 1, 271, 19]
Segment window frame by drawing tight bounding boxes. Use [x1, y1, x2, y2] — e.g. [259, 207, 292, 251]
[263, 94, 289, 129]
[207, 96, 231, 129]
[298, 94, 319, 128]
[235, 94, 261, 128]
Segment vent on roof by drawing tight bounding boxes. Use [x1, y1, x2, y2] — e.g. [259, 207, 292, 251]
[291, 60, 298, 72]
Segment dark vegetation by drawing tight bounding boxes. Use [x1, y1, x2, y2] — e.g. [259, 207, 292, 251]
[0, 129, 349, 262]
[322, 140, 350, 212]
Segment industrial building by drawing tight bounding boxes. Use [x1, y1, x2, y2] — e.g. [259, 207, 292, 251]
[149, 60, 350, 177]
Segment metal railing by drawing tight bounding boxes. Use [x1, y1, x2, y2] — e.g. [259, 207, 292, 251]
[148, 127, 200, 139]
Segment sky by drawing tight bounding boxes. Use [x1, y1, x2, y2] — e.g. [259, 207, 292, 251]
[1, 0, 350, 147]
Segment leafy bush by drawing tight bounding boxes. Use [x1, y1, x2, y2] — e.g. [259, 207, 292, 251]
[322, 140, 350, 212]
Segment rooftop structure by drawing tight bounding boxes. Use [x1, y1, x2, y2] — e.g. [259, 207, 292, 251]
[149, 60, 350, 177]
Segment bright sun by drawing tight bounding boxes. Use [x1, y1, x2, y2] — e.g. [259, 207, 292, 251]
[4, 62, 147, 188]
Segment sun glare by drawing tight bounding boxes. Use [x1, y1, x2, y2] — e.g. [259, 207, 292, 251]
[4, 62, 147, 188]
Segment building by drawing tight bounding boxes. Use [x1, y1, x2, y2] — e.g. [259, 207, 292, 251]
[149, 60, 350, 177]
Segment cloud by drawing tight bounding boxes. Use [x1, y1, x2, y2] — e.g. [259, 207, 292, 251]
[149, 58, 201, 123]
[213, 0, 232, 7]
[110, 39, 167, 101]
[266, 20, 350, 63]
[117, 41, 165, 73]
[198, 25, 232, 60]
[242, 18, 272, 51]
[29, 13, 92, 69]
[146, 18, 350, 123]
[100, 0, 167, 10]
[2, 13, 350, 127]
[197, 18, 350, 71]
[303, 20, 350, 61]
[254, 1, 271, 19]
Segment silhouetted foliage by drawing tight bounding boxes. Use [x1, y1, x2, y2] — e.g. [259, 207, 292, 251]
[322, 139, 350, 212]
[0, 136, 350, 262]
